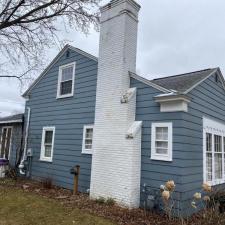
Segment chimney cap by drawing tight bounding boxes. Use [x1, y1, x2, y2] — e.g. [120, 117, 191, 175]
[101, 0, 141, 13]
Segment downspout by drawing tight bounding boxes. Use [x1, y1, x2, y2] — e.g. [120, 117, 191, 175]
[19, 107, 31, 175]
[15, 114, 25, 168]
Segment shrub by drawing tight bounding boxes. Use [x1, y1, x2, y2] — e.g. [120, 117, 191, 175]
[95, 197, 105, 204]
[160, 180, 176, 219]
[105, 198, 115, 206]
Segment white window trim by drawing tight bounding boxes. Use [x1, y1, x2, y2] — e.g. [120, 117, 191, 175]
[0, 126, 13, 160]
[151, 122, 173, 161]
[40, 126, 55, 162]
[203, 117, 225, 186]
[56, 62, 76, 99]
[82, 125, 94, 154]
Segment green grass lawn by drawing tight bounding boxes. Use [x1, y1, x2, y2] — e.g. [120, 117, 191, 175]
[0, 186, 116, 225]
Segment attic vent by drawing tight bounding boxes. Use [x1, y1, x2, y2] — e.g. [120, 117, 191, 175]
[214, 74, 219, 83]
[66, 50, 70, 58]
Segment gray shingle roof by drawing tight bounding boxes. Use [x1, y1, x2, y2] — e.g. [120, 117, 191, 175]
[0, 113, 24, 124]
[150, 68, 217, 93]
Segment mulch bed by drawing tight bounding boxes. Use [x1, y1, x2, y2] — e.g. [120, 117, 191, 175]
[0, 178, 224, 225]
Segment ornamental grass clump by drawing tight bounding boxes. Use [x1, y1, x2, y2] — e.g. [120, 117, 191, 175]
[160, 180, 176, 219]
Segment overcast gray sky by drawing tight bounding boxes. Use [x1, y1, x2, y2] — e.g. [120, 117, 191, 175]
[1, 0, 225, 116]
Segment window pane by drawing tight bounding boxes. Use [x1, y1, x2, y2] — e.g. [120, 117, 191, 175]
[85, 144, 92, 149]
[0, 128, 7, 158]
[206, 153, 212, 182]
[85, 139, 92, 145]
[84, 127, 93, 151]
[60, 80, 72, 95]
[85, 128, 93, 139]
[156, 148, 168, 154]
[61, 66, 73, 81]
[206, 133, 212, 152]
[156, 127, 168, 140]
[215, 153, 222, 180]
[156, 141, 168, 148]
[45, 131, 53, 144]
[214, 135, 222, 152]
[4, 128, 12, 159]
[44, 145, 52, 158]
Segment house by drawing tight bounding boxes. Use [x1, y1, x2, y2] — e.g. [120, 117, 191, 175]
[13, 0, 225, 216]
[0, 114, 24, 167]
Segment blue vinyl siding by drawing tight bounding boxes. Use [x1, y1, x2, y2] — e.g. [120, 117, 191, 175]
[180, 73, 225, 215]
[131, 72, 225, 216]
[25, 48, 97, 192]
[130, 77, 185, 215]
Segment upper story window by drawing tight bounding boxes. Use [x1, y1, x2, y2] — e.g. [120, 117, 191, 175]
[40, 127, 55, 162]
[57, 62, 76, 99]
[82, 125, 94, 154]
[151, 122, 173, 161]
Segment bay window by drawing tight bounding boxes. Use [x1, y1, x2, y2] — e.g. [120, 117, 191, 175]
[204, 117, 225, 185]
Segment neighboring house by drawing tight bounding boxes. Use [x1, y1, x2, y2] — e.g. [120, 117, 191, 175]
[19, 0, 225, 216]
[0, 114, 24, 166]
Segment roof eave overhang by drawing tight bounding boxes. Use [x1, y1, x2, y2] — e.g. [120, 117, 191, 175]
[0, 119, 23, 124]
[154, 94, 191, 103]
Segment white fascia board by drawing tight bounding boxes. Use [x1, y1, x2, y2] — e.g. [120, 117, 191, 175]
[0, 119, 23, 124]
[154, 94, 191, 103]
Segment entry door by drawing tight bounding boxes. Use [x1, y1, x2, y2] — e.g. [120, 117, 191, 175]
[0, 127, 12, 159]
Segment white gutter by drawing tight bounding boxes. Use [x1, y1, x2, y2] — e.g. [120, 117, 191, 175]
[19, 107, 31, 175]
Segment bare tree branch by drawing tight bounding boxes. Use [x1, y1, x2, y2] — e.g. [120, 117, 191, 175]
[0, 0, 100, 83]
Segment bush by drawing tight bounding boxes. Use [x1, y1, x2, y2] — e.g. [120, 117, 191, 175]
[105, 198, 115, 206]
[95, 197, 105, 204]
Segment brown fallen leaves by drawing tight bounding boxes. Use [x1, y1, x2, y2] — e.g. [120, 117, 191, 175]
[0, 178, 224, 225]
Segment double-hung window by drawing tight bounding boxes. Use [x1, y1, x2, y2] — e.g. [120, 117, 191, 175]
[204, 117, 225, 185]
[40, 127, 55, 162]
[151, 122, 173, 161]
[0, 127, 12, 160]
[82, 125, 94, 154]
[57, 62, 76, 98]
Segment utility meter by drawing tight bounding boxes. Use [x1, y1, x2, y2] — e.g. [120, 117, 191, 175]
[27, 148, 33, 157]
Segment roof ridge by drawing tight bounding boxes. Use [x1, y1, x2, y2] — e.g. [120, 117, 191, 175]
[151, 68, 216, 81]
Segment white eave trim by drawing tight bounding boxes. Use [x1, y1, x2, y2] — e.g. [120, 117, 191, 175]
[22, 44, 98, 97]
[0, 119, 23, 124]
[154, 94, 191, 103]
[129, 72, 170, 93]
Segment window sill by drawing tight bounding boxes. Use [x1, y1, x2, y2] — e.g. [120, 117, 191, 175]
[82, 150, 93, 155]
[39, 158, 53, 163]
[151, 155, 172, 162]
[56, 94, 73, 99]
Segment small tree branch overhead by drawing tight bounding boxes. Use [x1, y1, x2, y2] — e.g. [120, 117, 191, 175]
[0, 0, 100, 82]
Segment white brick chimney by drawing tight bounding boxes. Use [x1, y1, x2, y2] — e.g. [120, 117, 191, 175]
[90, 0, 142, 208]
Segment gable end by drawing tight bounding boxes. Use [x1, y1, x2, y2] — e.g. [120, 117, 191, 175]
[22, 45, 98, 98]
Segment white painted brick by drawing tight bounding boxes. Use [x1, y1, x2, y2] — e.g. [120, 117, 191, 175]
[90, 0, 142, 208]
